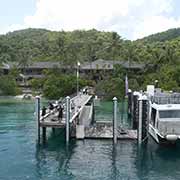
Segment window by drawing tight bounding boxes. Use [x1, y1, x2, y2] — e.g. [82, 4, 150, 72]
[159, 110, 180, 119]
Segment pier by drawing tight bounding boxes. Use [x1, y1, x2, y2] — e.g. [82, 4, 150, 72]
[36, 93, 137, 143]
[40, 94, 92, 128]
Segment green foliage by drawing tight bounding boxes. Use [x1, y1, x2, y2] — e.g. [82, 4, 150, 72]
[42, 73, 91, 99]
[137, 28, 180, 43]
[0, 75, 21, 95]
[95, 77, 124, 100]
[1, 28, 180, 97]
[30, 78, 45, 91]
[0, 28, 124, 65]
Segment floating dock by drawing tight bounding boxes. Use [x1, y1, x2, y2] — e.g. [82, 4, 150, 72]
[85, 123, 137, 140]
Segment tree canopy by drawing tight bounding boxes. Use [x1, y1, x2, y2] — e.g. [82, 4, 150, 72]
[1, 28, 180, 98]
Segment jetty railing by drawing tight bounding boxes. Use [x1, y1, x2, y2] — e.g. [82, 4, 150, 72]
[152, 93, 180, 104]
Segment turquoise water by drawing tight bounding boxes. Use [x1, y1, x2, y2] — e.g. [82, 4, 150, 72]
[1, 99, 180, 180]
[95, 101, 131, 128]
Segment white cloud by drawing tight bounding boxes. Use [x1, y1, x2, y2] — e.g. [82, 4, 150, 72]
[24, 0, 130, 30]
[1, 0, 180, 39]
[133, 16, 180, 39]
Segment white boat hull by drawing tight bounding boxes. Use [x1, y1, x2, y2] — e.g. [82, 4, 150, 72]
[148, 124, 180, 144]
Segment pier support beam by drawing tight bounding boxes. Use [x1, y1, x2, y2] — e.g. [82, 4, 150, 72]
[42, 127, 46, 143]
[113, 97, 118, 145]
[52, 128, 55, 134]
[66, 96, 70, 144]
[35, 96, 40, 143]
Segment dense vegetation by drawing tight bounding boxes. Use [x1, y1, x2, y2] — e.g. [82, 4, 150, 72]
[0, 75, 20, 96]
[1, 28, 180, 99]
[30, 69, 93, 99]
[137, 28, 180, 43]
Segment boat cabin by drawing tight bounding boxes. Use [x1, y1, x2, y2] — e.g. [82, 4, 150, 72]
[150, 103, 180, 137]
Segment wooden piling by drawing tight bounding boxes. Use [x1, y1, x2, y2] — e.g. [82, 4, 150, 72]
[138, 95, 149, 145]
[132, 93, 139, 129]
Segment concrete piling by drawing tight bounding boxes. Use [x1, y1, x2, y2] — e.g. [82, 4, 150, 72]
[138, 99, 142, 145]
[127, 89, 133, 116]
[35, 96, 40, 142]
[66, 96, 70, 144]
[113, 97, 117, 145]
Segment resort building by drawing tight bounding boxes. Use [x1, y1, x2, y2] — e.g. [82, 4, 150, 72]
[0, 59, 144, 84]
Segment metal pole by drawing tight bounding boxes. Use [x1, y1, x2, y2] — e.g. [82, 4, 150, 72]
[113, 97, 117, 144]
[66, 96, 70, 144]
[77, 62, 80, 96]
[138, 99, 142, 145]
[35, 96, 40, 142]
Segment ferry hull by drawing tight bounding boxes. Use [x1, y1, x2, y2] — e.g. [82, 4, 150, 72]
[149, 124, 180, 145]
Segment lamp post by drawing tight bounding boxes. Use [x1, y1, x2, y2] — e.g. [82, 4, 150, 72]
[77, 61, 80, 96]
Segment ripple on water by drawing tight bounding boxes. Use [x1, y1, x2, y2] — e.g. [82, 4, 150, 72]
[1, 99, 180, 180]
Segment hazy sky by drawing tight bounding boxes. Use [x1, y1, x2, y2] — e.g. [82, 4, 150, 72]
[1, 0, 180, 40]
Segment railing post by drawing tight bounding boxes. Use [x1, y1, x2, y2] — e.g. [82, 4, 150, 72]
[66, 96, 70, 144]
[113, 97, 118, 145]
[35, 96, 40, 143]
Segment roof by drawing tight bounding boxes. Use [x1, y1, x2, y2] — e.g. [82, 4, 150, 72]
[151, 103, 180, 111]
[1, 59, 145, 70]
[80, 59, 145, 70]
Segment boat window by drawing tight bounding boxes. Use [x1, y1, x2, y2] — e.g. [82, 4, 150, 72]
[151, 108, 156, 126]
[159, 110, 180, 119]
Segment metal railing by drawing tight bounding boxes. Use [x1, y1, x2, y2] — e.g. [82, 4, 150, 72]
[152, 93, 180, 104]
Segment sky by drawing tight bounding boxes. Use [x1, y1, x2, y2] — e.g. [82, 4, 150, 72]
[0, 0, 180, 40]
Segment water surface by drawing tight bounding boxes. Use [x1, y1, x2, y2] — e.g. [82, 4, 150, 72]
[0, 98, 180, 180]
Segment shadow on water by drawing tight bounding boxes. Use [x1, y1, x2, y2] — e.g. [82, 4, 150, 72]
[135, 136, 180, 180]
[35, 128, 77, 180]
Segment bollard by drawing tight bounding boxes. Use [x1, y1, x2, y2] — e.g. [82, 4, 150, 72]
[66, 96, 70, 144]
[113, 97, 118, 145]
[35, 96, 40, 142]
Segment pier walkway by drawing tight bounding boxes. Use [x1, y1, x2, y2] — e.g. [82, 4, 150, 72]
[40, 94, 92, 128]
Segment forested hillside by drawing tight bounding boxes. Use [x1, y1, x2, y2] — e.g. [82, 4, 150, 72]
[0, 28, 126, 64]
[137, 28, 180, 43]
[1, 28, 180, 98]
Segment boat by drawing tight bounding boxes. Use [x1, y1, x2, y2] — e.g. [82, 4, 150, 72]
[147, 86, 180, 144]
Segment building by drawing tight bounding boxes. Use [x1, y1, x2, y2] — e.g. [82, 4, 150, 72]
[0, 59, 145, 82]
